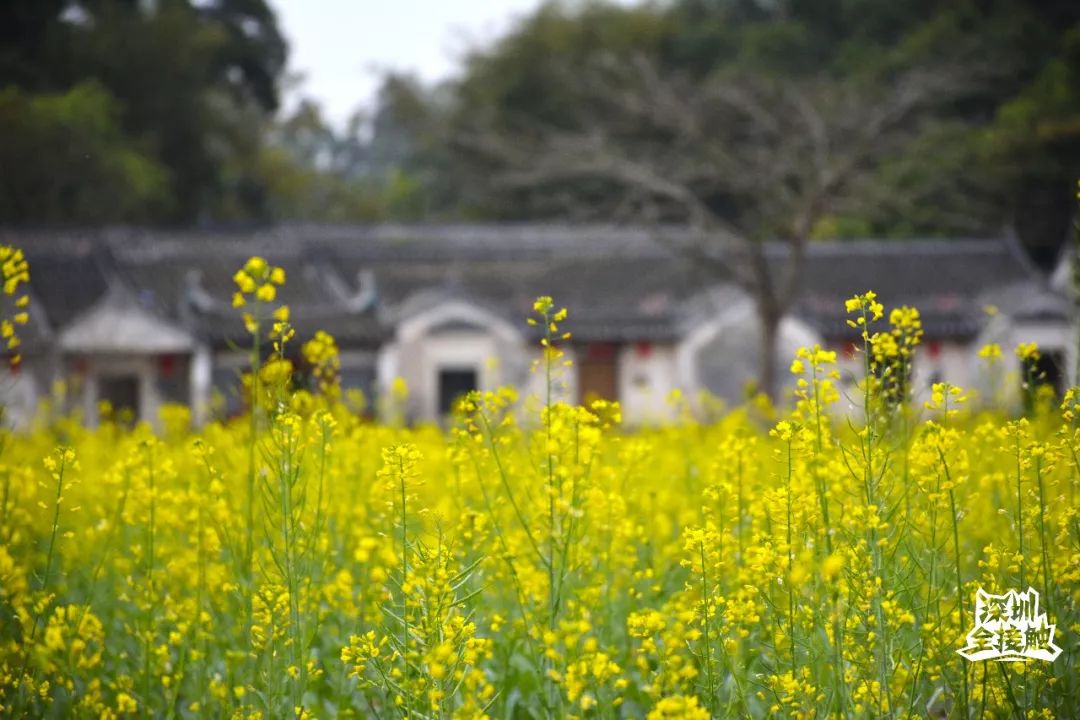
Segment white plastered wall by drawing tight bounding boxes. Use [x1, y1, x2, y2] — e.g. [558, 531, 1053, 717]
[417, 333, 499, 419]
[520, 346, 578, 408]
[675, 298, 821, 407]
[908, 342, 974, 404]
[0, 367, 40, 428]
[970, 315, 1077, 409]
[190, 343, 212, 427]
[80, 355, 161, 428]
[617, 343, 677, 423]
[381, 299, 529, 422]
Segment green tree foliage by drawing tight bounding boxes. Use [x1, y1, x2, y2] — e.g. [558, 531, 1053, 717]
[2, 0, 1076, 241]
[0, 0, 286, 224]
[425, 0, 1080, 263]
[984, 22, 1080, 267]
[261, 77, 434, 222]
[0, 82, 169, 222]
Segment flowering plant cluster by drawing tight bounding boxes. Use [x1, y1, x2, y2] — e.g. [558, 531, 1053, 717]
[0, 261, 1076, 719]
[0, 246, 30, 367]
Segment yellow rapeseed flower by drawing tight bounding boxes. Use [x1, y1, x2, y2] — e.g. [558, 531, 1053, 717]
[255, 284, 276, 302]
[1015, 342, 1040, 363]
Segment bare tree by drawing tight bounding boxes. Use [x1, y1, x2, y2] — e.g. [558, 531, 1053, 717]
[460, 55, 968, 399]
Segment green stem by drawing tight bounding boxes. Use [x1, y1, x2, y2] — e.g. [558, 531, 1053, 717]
[15, 452, 69, 714]
[1015, 433, 1025, 589]
[947, 483, 969, 718]
[398, 455, 411, 720]
[1034, 457, 1053, 608]
[279, 426, 303, 713]
[810, 362, 846, 715]
[699, 540, 715, 714]
[144, 444, 156, 720]
[785, 440, 796, 675]
[244, 305, 262, 705]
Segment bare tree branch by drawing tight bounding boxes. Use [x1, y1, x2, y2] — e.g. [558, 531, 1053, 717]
[455, 52, 974, 396]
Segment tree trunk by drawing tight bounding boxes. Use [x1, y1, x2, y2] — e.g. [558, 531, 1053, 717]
[758, 305, 781, 402]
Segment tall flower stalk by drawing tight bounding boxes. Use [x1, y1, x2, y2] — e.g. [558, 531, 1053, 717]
[231, 256, 287, 700]
[791, 345, 846, 712]
[1, 287, 1077, 719]
[844, 291, 894, 715]
[528, 296, 572, 716]
[14, 447, 77, 715]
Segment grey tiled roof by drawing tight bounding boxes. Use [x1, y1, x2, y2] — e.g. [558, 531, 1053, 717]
[7, 225, 1068, 350]
[790, 239, 1060, 338]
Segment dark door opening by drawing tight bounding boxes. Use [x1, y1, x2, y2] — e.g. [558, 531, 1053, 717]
[438, 368, 477, 415]
[1027, 349, 1065, 397]
[99, 374, 139, 423]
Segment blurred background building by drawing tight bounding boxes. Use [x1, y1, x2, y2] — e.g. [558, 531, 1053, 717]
[2, 1, 1079, 425]
[2, 226, 1072, 427]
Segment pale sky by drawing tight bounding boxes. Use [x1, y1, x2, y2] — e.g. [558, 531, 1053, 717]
[269, 0, 563, 126]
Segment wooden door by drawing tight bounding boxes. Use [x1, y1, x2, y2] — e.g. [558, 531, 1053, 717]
[578, 343, 618, 404]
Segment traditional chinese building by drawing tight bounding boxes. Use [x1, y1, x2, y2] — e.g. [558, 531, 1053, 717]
[2, 225, 1074, 427]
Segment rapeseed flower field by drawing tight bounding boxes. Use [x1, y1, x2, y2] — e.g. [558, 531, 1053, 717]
[0, 253, 1077, 719]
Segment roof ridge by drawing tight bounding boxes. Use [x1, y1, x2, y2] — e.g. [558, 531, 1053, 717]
[800, 238, 1009, 255]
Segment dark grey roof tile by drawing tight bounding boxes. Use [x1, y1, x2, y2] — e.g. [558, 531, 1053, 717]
[10, 227, 1067, 348]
